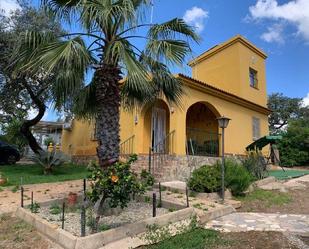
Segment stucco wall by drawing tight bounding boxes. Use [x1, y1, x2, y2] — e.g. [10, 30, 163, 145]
[62, 82, 269, 157]
[191, 40, 267, 107]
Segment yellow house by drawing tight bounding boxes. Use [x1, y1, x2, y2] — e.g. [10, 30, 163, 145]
[61, 35, 270, 179]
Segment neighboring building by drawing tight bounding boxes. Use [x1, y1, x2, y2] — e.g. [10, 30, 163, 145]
[61, 35, 271, 179]
[26, 121, 63, 156]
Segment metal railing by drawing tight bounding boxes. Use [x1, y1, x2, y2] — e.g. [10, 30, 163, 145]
[149, 130, 175, 174]
[120, 135, 135, 156]
[186, 128, 220, 157]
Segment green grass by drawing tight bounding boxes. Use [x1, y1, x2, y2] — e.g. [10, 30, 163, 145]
[144, 228, 227, 249]
[236, 189, 291, 207]
[0, 163, 88, 186]
[268, 169, 309, 180]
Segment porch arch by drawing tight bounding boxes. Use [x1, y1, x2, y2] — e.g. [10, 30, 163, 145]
[186, 102, 221, 156]
[141, 99, 170, 153]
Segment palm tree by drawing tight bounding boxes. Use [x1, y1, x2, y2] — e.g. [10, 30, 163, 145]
[20, 0, 199, 167]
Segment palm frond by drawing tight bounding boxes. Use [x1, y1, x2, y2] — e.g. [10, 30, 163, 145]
[139, 52, 183, 106]
[10, 31, 57, 73]
[73, 81, 97, 118]
[108, 40, 153, 106]
[148, 18, 200, 42]
[42, 0, 81, 23]
[26, 36, 92, 73]
[81, 0, 137, 34]
[146, 39, 190, 66]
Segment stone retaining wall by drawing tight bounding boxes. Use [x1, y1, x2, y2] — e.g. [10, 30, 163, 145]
[71, 154, 244, 182]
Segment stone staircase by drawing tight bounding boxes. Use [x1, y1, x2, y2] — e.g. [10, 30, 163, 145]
[132, 154, 179, 182]
[132, 154, 221, 182]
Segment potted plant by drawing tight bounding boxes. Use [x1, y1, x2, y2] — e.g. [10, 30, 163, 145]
[0, 173, 7, 186]
[68, 192, 78, 206]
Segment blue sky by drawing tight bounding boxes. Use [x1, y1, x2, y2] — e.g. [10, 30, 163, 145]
[1, 0, 309, 120]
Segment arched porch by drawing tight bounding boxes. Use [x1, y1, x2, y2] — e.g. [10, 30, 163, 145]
[186, 102, 221, 156]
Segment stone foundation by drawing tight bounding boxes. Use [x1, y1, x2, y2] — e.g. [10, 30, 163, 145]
[71, 154, 244, 182]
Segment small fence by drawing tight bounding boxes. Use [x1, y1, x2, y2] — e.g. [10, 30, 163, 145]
[186, 128, 220, 157]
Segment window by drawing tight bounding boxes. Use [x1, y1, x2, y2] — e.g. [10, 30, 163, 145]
[252, 117, 260, 141]
[249, 68, 258, 88]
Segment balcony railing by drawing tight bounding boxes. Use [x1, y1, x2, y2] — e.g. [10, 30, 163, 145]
[186, 128, 220, 157]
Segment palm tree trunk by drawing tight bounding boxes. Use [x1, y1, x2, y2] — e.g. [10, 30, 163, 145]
[95, 64, 122, 168]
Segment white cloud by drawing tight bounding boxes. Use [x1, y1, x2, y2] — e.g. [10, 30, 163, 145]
[302, 92, 309, 107]
[183, 6, 209, 33]
[260, 23, 285, 44]
[249, 0, 309, 42]
[0, 0, 20, 16]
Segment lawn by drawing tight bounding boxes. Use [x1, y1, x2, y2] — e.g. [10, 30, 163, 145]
[268, 169, 309, 180]
[0, 163, 88, 186]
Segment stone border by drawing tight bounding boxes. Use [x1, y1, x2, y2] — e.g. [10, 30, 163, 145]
[15, 196, 235, 249]
[15, 206, 194, 249]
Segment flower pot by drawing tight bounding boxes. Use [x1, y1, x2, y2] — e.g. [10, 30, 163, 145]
[67, 192, 78, 206]
[0, 177, 7, 186]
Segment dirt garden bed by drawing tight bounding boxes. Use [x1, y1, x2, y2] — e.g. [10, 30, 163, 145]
[15, 187, 236, 249]
[36, 200, 170, 237]
[15, 193, 199, 249]
[236, 182, 309, 214]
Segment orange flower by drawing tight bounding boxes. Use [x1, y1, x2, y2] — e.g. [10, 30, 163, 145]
[111, 175, 119, 183]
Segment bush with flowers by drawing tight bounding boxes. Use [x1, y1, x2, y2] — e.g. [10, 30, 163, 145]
[87, 154, 145, 229]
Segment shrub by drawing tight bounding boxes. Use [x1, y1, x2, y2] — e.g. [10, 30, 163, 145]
[224, 160, 253, 196]
[49, 203, 61, 215]
[140, 169, 155, 186]
[28, 202, 40, 213]
[32, 150, 70, 175]
[189, 159, 253, 196]
[98, 223, 110, 232]
[87, 154, 145, 231]
[242, 151, 267, 179]
[44, 137, 55, 149]
[188, 164, 221, 193]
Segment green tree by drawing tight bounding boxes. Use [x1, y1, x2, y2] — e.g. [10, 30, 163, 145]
[267, 93, 303, 134]
[0, 3, 70, 153]
[21, 0, 199, 167]
[0, 118, 28, 154]
[278, 119, 309, 166]
[268, 93, 309, 166]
